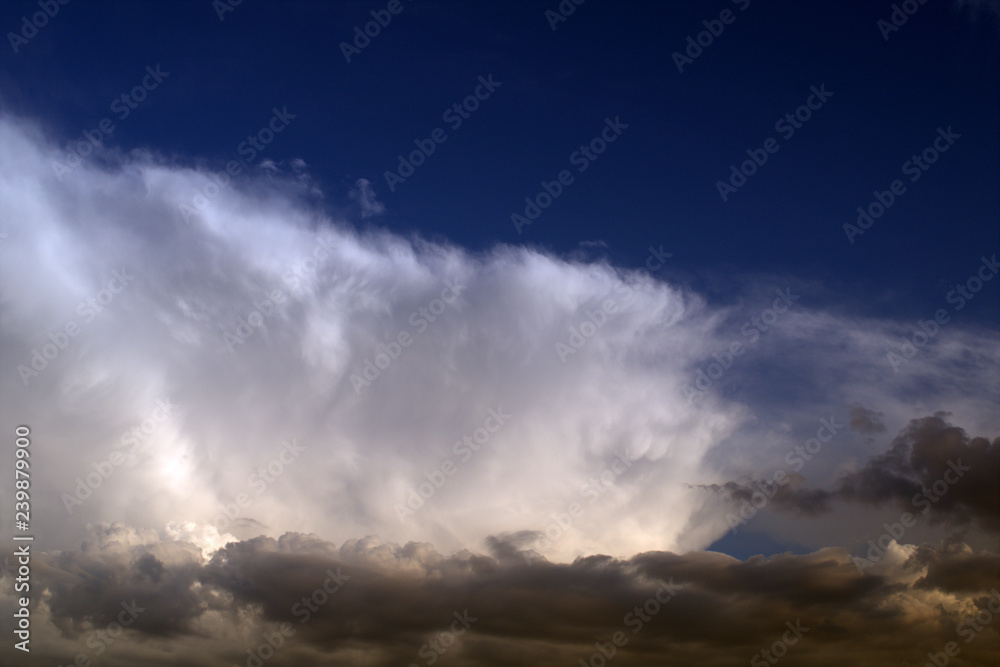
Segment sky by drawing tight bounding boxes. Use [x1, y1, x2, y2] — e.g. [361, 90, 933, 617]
[0, 1, 998, 666]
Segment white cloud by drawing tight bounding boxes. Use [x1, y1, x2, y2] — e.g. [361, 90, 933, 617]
[0, 113, 996, 564]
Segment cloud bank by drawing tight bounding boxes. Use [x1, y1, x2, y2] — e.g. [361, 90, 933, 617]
[1, 523, 998, 666]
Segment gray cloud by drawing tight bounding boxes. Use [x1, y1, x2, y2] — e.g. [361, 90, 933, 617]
[849, 405, 887, 434]
[710, 414, 1000, 531]
[2, 526, 998, 666]
[838, 413, 1000, 530]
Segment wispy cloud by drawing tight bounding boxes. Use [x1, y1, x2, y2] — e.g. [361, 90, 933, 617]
[348, 177, 386, 218]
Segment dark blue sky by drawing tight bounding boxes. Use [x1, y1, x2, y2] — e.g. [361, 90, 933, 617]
[2, 0, 997, 322]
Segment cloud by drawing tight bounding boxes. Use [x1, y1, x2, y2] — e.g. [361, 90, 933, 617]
[1, 110, 998, 567]
[704, 476, 834, 517]
[2, 525, 998, 666]
[348, 177, 386, 218]
[912, 538, 1000, 593]
[849, 405, 887, 434]
[0, 111, 741, 563]
[711, 414, 1000, 531]
[838, 413, 1000, 530]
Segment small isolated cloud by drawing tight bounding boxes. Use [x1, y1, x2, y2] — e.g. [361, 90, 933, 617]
[349, 177, 385, 218]
[850, 405, 887, 434]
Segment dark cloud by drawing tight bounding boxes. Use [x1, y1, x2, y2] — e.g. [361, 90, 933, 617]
[42, 525, 208, 639]
[484, 530, 544, 563]
[3, 528, 999, 666]
[849, 406, 886, 434]
[709, 414, 1000, 530]
[911, 540, 1000, 593]
[838, 413, 1000, 530]
[705, 476, 834, 517]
